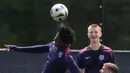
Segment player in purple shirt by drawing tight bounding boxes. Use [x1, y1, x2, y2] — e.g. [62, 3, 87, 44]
[77, 24, 115, 73]
[5, 25, 81, 73]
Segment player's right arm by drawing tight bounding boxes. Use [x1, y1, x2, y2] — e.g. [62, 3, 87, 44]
[4, 42, 53, 53]
[77, 52, 85, 73]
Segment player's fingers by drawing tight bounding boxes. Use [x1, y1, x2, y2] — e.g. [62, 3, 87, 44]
[4, 44, 11, 48]
[4, 45, 11, 52]
[6, 48, 10, 52]
[0, 47, 10, 52]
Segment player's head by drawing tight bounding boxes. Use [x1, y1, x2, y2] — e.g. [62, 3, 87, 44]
[54, 25, 76, 47]
[100, 63, 119, 73]
[87, 24, 102, 43]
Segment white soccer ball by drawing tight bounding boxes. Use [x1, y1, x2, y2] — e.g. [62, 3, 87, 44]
[50, 3, 68, 22]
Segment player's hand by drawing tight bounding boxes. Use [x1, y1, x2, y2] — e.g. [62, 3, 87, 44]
[4, 44, 12, 48]
[4, 44, 12, 52]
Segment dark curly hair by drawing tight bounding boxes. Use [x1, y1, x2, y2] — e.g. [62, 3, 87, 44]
[58, 25, 76, 45]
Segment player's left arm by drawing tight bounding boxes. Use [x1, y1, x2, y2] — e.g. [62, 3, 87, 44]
[4, 42, 53, 53]
[66, 55, 81, 73]
[109, 50, 116, 63]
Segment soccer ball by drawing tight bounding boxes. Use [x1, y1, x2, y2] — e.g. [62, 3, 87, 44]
[50, 3, 68, 22]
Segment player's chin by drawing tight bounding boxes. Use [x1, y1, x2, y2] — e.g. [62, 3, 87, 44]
[90, 38, 98, 42]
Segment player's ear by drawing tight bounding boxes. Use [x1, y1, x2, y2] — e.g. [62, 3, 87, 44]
[87, 32, 89, 36]
[100, 31, 102, 38]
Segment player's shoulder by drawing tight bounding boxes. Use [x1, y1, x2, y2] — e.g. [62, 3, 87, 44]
[79, 46, 90, 54]
[102, 45, 113, 52]
[65, 54, 75, 62]
[46, 41, 55, 46]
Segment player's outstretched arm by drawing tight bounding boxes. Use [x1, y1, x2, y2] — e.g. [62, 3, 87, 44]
[4, 43, 50, 53]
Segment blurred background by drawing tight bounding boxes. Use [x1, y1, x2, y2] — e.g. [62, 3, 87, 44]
[0, 0, 130, 73]
[0, 0, 130, 50]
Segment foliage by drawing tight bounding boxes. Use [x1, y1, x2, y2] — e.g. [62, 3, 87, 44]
[0, 0, 130, 50]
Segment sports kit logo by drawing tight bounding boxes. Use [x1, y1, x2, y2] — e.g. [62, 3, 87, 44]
[58, 52, 63, 58]
[86, 56, 91, 59]
[99, 55, 104, 60]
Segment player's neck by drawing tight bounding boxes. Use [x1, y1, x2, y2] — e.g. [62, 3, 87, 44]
[55, 44, 69, 49]
[90, 42, 101, 50]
